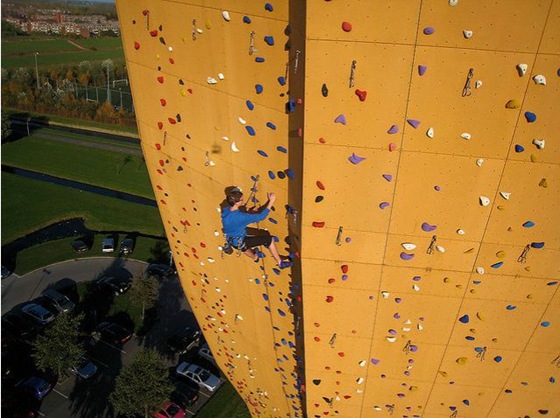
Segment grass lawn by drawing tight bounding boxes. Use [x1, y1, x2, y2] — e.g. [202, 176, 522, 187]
[1, 38, 79, 54]
[1, 135, 154, 199]
[196, 380, 251, 418]
[1, 172, 164, 245]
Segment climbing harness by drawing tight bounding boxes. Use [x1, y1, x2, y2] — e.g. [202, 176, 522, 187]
[349, 60, 357, 88]
[462, 68, 474, 97]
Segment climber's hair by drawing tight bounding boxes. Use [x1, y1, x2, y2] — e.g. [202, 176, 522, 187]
[227, 187, 243, 206]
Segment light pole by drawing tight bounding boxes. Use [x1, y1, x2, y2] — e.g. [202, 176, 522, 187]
[34, 52, 40, 90]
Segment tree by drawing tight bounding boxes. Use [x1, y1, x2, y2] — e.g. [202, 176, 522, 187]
[116, 153, 132, 174]
[1, 113, 12, 142]
[110, 348, 173, 418]
[32, 313, 85, 379]
[134, 155, 145, 172]
[129, 272, 159, 320]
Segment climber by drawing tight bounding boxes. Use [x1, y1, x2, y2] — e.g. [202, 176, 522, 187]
[221, 186, 293, 269]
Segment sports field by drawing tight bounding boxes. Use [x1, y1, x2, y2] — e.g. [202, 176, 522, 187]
[1, 37, 124, 69]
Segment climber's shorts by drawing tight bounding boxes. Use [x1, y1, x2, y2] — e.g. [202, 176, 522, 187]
[229, 230, 272, 251]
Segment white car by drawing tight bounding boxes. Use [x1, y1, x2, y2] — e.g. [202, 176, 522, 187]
[101, 238, 114, 253]
[198, 344, 216, 364]
[176, 362, 221, 392]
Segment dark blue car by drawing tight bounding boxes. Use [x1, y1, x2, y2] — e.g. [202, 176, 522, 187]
[15, 376, 53, 400]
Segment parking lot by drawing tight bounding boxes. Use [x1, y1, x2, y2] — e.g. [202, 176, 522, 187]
[1, 258, 224, 418]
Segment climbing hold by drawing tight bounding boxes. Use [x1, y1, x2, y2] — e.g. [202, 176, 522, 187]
[134, 41, 140, 50]
[476, 267, 485, 274]
[379, 202, 390, 209]
[312, 379, 321, 385]
[459, 314, 470, 324]
[243, 16, 251, 24]
[277, 171, 286, 179]
[531, 242, 545, 249]
[388, 143, 397, 152]
[436, 245, 445, 253]
[238, 117, 246, 125]
[463, 30, 473, 39]
[515, 144, 525, 153]
[505, 99, 521, 109]
[456, 229, 465, 235]
[264, 36, 274, 46]
[341, 21, 352, 32]
[423, 27, 434, 35]
[539, 178, 548, 188]
[525, 112, 537, 123]
[255, 57, 265, 63]
[475, 80, 482, 89]
[435, 185, 441, 191]
[341, 265, 349, 274]
[461, 132, 471, 140]
[541, 321, 551, 327]
[221, 11, 231, 22]
[449, 0, 458, 5]
[218, 73, 224, 80]
[494, 356, 503, 363]
[277, 146, 287, 153]
[207, 77, 218, 84]
[476, 158, 484, 167]
[506, 305, 516, 310]
[257, 150, 268, 157]
[496, 251, 506, 258]
[268, 171, 275, 180]
[312, 221, 325, 228]
[407, 119, 420, 129]
[532, 139, 545, 149]
[326, 296, 334, 303]
[418, 65, 427, 76]
[456, 357, 468, 365]
[400, 252, 414, 261]
[479, 196, 490, 206]
[334, 114, 347, 125]
[246, 126, 256, 136]
[355, 89, 367, 101]
[421, 222, 437, 232]
[401, 243, 417, 251]
[382, 174, 393, 182]
[157, 76, 164, 84]
[533, 74, 546, 85]
[386, 336, 397, 343]
[387, 125, 399, 134]
[316, 181, 325, 190]
[499, 192, 511, 200]
[255, 84, 263, 94]
[426, 127, 434, 138]
[264, 3, 273, 11]
[516, 63, 528, 76]
[150, 29, 158, 37]
[321, 84, 328, 97]
[231, 142, 240, 152]
[348, 153, 366, 164]
[246, 100, 255, 110]
[491, 262, 504, 268]
[266, 122, 277, 130]
[522, 221, 535, 228]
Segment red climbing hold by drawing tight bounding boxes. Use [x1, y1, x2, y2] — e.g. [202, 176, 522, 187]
[160, 99, 167, 106]
[319, 137, 326, 144]
[155, 143, 161, 150]
[168, 118, 177, 124]
[341, 265, 349, 274]
[355, 89, 367, 101]
[134, 42, 140, 50]
[389, 143, 397, 152]
[328, 278, 335, 284]
[142, 9, 149, 16]
[157, 76, 164, 84]
[158, 160, 165, 167]
[341, 21, 352, 32]
[312, 221, 326, 228]
[187, 88, 193, 94]
[326, 296, 334, 303]
[169, 58, 175, 64]
[150, 29, 158, 37]
[316, 181, 325, 190]
[157, 122, 164, 129]
[314, 337, 320, 342]
[338, 352, 345, 357]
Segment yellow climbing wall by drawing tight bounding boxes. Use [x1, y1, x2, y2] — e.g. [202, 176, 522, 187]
[116, 1, 560, 417]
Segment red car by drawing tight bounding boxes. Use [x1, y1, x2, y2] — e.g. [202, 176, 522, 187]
[154, 401, 184, 418]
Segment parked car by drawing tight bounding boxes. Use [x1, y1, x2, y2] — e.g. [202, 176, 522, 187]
[167, 327, 201, 354]
[67, 354, 98, 380]
[21, 302, 55, 325]
[1, 265, 12, 279]
[120, 238, 135, 254]
[70, 239, 88, 253]
[41, 288, 75, 313]
[15, 376, 53, 400]
[175, 362, 221, 392]
[154, 401, 185, 418]
[170, 381, 199, 408]
[147, 264, 175, 279]
[95, 276, 132, 295]
[96, 322, 133, 346]
[101, 237, 115, 253]
[2, 312, 38, 342]
[197, 343, 216, 364]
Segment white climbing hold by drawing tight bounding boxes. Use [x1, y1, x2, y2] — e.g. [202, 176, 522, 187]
[476, 267, 485, 274]
[356, 377, 364, 384]
[207, 77, 217, 84]
[207, 257, 215, 263]
[516, 63, 528, 76]
[381, 291, 390, 298]
[436, 245, 445, 253]
[463, 30, 473, 39]
[401, 243, 417, 251]
[214, 230, 220, 236]
[475, 80, 482, 89]
[238, 117, 246, 125]
[209, 160, 216, 167]
[533, 74, 546, 85]
[359, 360, 367, 367]
[476, 158, 484, 167]
[402, 326, 412, 331]
[532, 139, 545, 149]
[461, 132, 471, 140]
[222, 10, 231, 21]
[426, 127, 434, 138]
[412, 284, 420, 292]
[499, 191, 511, 200]
[196, 28, 203, 34]
[222, 136, 229, 141]
[456, 229, 465, 235]
[218, 73, 225, 80]
[449, 0, 458, 5]
[479, 196, 490, 206]
[386, 336, 397, 343]
[417, 323, 424, 331]
[168, 46, 173, 52]
[404, 319, 412, 325]
[231, 142, 240, 152]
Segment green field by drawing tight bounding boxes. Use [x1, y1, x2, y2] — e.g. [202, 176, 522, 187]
[1, 133, 153, 199]
[1, 38, 78, 54]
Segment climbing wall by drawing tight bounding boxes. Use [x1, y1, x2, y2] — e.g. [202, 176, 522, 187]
[117, 1, 560, 417]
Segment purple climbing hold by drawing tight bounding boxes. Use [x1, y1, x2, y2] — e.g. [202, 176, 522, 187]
[264, 3, 274, 11]
[277, 76, 286, 86]
[434, 185, 441, 191]
[421, 222, 437, 232]
[382, 174, 393, 182]
[277, 146, 287, 153]
[255, 57, 265, 63]
[255, 84, 263, 94]
[268, 170, 276, 179]
[400, 252, 414, 260]
[379, 202, 390, 209]
[246, 126, 256, 136]
[264, 36, 274, 46]
[531, 242, 545, 249]
[371, 358, 380, 365]
[257, 150, 268, 157]
[412, 276, 421, 281]
[515, 144, 525, 153]
[266, 122, 277, 130]
[262, 293, 269, 301]
[459, 314, 470, 324]
[423, 27, 435, 35]
[407, 119, 421, 129]
[387, 125, 399, 134]
[418, 65, 427, 76]
[522, 221, 535, 228]
[335, 114, 347, 125]
[246, 100, 255, 110]
[525, 112, 537, 123]
[278, 309, 286, 317]
[348, 153, 366, 164]
[491, 262, 504, 268]
[243, 16, 252, 24]
[410, 345, 418, 352]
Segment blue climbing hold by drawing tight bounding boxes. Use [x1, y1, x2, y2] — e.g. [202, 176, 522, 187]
[243, 16, 251, 24]
[459, 314, 470, 324]
[515, 144, 525, 152]
[494, 356, 503, 363]
[506, 305, 517, 310]
[264, 36, 274, 46]
[265, 3, 274, 11]
[268, 170, 276, 179]
[255, 278, 261, 284]
[548, 281, 558, 286]
[523, 221, 535, 228]
[463, 400, 470, 406]
[255, 84, 263, 94]
[277, 146, 287, 153]
[525, 111, 537, 122]
[285, 168, 295, 179]
[266, 122, 277, 130]
[550, 376, 556, 383]
[474, 347, 485, 353]
[407, 119, 421, 129]
[272, 236, 279, 242]
[491, 262, 504, 268]
[288, 98, 296, 112]
[262, 293, 269, 301]
[465, 336, 475, 341]
[257, 150, 268, 157]
[277, 76, 286, 86]
[541, 321, 551, 327]
[255, 57, 265, 63]
[269, 218, 278, 224]
[531, 242, 545, 249]
[246, 100, 254, 110]
[246, 126, 256, 136]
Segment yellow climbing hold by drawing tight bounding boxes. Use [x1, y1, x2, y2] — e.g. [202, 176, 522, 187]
[476, 312, 484, 321]
[443, 277, 450, 283]
[526, 294, 533, 299]
[531, 154, 538, 162]
[464, 248, 475, 254]
[205, 20, 211, 29]
[497, 205, 504, 210]
[438, 371, 448, 377]
[470, 328, 476, 333]
[496, 251, 506, 258]
[180, 89, 187, 96]
[505, 99, 521, 109]
[524, 266, 531, 272]
[456, 357, 468, 365]
[470, 289, 476, 294]
[409, 386, 419, 392]
[539, 178, 548, 188]
[492, 338, 498, 343]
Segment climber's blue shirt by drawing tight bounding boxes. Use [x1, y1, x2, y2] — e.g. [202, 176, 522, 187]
[221, 206, 270, 240]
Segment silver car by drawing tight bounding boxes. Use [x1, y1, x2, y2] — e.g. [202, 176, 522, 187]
[101, 238, 114, 253]
[42, 288, 75, 313]
[176, 362, 221, 392]
[198, 344, 216, 364]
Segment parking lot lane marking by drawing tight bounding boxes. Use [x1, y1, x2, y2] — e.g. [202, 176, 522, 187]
[199, 391, 211, 398]
[98, 338, 126, 354]
[185, 409, 196, 415]
[37, 411, 46, 417]
[53, 388, 69, 399]
[91, 357, 109, 368]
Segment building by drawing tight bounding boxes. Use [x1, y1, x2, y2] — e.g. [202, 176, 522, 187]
[116, 1, 560, 417]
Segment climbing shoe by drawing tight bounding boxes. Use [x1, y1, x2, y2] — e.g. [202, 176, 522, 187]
[279, 260, 294, 269]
